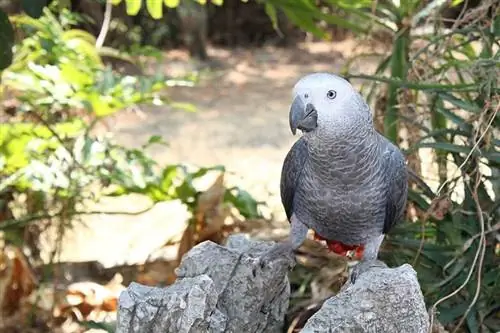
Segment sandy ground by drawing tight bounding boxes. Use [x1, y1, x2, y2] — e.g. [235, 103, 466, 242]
[41, 40, 383, 266]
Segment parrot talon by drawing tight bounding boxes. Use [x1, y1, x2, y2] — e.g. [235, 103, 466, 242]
[255, 241, 296, 270]
[350, 259, 388, 284]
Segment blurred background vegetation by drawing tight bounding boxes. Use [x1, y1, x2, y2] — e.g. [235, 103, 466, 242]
[0, 0, 498, 332]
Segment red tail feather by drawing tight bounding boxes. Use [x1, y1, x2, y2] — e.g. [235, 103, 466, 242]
[314, 231, 364, 259]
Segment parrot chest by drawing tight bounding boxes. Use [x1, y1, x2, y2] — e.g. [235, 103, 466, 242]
[295, 165, 387, 244]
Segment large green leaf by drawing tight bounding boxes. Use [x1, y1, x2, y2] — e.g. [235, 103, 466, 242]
[146, 0, 163, 19]
[264, 3, 280, 34]
[164, 0, 180, 8]
[125, 0, 143, 15]
[0, 9, 14, 71]
[225, 188, 261, 219]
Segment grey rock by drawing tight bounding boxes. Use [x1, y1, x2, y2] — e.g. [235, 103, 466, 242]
[117, 234, 430, 333]
[116, 234, 293, 333]
[301, 262, 430, 333]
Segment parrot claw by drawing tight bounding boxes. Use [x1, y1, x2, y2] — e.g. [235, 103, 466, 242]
[254, 241, 296, 270]
[349, 259, 388, 284]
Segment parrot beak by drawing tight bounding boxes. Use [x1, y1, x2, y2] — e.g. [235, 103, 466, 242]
[289, 96, 318, 135]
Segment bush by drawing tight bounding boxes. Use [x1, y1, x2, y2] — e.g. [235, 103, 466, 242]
[340, 1, 499, 331]
[0, 4, 261, 267]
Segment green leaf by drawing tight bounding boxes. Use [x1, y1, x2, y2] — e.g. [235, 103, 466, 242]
[146, 0, 163, 19]
[435, 105, 471, 130]
[438, 93, 482, 113]
[0, 9, 14, 71]
[493, 15, 500, 37]
[21, 0, 48, 19]
[87, 92, 118, 117]
[264, 3, 280, 35]
[148, 135, 165, 145]
[111, 0, 123, 4]
[282, 8, 326, 39]
[160, 165, 179, 194]
[225, 188, 261, 219]
[60, 63, 93, 89]
[125, 0, 142, 15]
[316, 11, 367, 34]
[211, 0, 223, 5]
[170, 102, 197, 112]
[415, 142, 486, 157]
[347, 74, 480, 92]
[80, 320, 115, 332]
[164, 0, 180, 8]
[143, 135, 168, 149]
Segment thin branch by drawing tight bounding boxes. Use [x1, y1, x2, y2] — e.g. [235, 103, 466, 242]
[29, 110, 87, 171]
[428, 99, 495, 332]
[96, 0, 113, 49]
[427, 184, 484, 331]
[442, 222, 499, 273]
[436, 102, 499, 196]
[450, 172, 487, 333]
[0, 205, 156, 230]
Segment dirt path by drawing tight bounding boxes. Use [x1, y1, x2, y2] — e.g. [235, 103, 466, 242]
[113, 41, 379, 216]
[43, 40, 380, 267]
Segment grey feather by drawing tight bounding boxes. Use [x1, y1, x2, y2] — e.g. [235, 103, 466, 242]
[280, 138, 308, 221]
[382, 138, 409, 233]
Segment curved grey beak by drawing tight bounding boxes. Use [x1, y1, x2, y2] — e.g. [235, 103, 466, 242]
[289, 96, 318, 135]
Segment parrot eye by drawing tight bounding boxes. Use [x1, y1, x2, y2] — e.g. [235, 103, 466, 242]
[326, 90, 337, 100]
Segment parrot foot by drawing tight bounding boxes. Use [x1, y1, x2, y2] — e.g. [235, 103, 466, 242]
[254, 241, 296, 271]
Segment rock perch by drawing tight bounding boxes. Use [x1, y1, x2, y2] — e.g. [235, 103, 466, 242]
[302, 260, 430, 333]
[116, 234, 293, 333]
[116, 234, 429, 333]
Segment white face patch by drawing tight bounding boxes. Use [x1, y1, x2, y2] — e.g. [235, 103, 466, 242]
[292, 73, 359, 129]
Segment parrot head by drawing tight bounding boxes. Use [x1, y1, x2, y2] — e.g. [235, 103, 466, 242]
[289, 72, 366, 135]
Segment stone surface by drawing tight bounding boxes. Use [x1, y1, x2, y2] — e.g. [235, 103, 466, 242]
[301, 261, 430, 333]
[116, 235, 430, 333]
[116, 234, 292, 333]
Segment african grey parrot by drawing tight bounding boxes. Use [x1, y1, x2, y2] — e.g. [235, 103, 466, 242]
[259, 72, 408, 274]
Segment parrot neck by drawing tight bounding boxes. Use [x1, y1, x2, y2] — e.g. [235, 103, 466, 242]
[306, 116, 378, 167]
[316, 113, 374, 145]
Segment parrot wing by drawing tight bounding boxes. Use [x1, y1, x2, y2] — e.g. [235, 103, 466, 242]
[280, 137, 309, 221]
[382, 141, 409, 234]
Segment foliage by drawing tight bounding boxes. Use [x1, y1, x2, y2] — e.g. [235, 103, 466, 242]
[341, 2, 499, 332]
[111, 0, 368, 39]
[2, 7, 166, 118]
[112, 0, 223, 18]
[0, 5, 262, 258]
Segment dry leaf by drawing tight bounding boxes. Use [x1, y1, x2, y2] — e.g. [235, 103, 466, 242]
[54, 274, 125, 322]
[176, 173, 229, 264]
[287, 301, 325, 333]
[136, 260, 178, 286]
[0, 245, 38, 317]
[428, 195, 452, 221]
